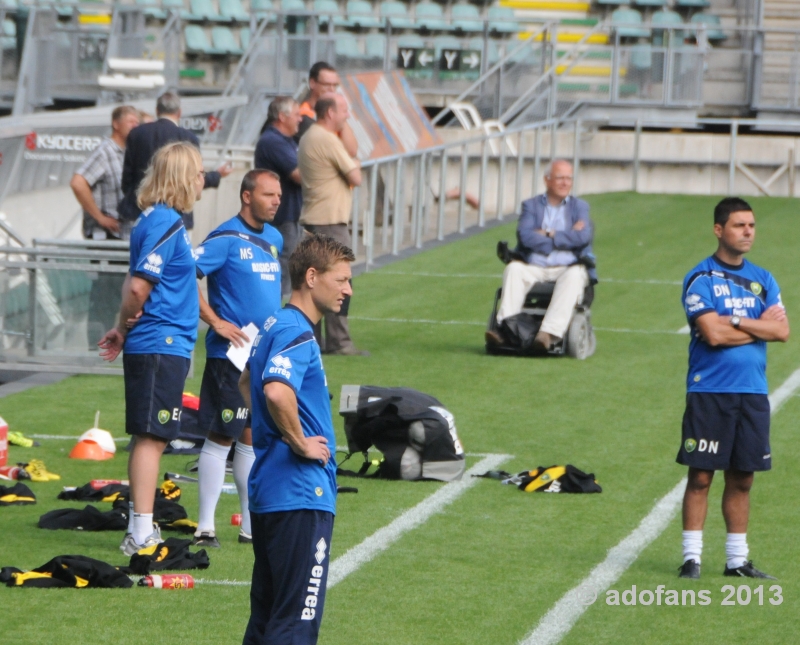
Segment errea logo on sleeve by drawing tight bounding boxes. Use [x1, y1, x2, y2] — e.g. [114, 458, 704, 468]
[268, 355, 292, 378]
[144, 253, 163, 274]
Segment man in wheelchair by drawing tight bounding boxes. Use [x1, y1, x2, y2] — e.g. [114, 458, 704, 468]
[485, 159, 597, 357]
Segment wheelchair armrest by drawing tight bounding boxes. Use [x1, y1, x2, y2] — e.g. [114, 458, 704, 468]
[496, 241, 525, 265]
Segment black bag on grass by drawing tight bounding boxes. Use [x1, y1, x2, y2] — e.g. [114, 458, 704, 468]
[1, 555, 132, 588]
[0, 483, 36, 505]
[39, 505, 127, 531]
[517, 465, 602, 493]
[338, 385, 466, 482]
[124, 537, 209, 575]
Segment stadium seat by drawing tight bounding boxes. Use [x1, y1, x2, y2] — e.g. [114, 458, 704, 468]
[212, 25, 243, 53]
[314, 0, 347, 26]
[335, 32, 363, 57]
[1, 18, 15, 50]
[346, 0, 381, 28]
[415, 2, 449, 32]
[675, 0, 709, 6]
[240, 26, 251, 48]
[188, 0, 228, 21]
[595, 0, 630, 4]
[487, 5, 517, 34]
[469, 36, 499, 65]
[162, 0, 188, 17]
[611, 7, 649, 38]
[220, 0, 250, 21]
[381, 1, 415, 30]
[690, 13, 725, 41]
[629, 43, 651, 69]
[634, 0, 666, 5]
[434, 34, 461, 58]
[55, 0, 78, 17]
[281, 0, 307, 13]
[0, 0, 17, 12]
[651, 9, 682, 45]
[136, 0, 168, 19]
[185, 24, 227, 53]
[397, 34, 424, 49]
[251, 0, 275, 21]
[365, 33, 387, 58]
[452, 3, 483, 34]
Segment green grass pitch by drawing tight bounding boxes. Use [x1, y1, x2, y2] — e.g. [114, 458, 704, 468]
[1, 193, 798, 644]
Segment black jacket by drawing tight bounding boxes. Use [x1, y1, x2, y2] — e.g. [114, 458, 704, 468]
[119, 117, 221, 229]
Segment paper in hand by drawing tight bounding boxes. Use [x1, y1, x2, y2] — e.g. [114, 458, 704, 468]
[226, 322, 260, 371]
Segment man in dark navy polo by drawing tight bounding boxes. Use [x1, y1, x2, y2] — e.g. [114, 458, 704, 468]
[254, 96, 303, 297]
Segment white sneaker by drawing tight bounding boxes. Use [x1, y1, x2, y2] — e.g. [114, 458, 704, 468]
[120, 524, 164, 557]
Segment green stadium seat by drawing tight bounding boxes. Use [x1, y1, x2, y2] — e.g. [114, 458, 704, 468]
[251, 0, 275, 20]
[240, 26, 251, 48]
[634, 0, 666, 6]
[690, 12, 725, 41]
[675, 0, 709, 7]
[335, 32, 363, 57]
[0, 0, 18, 12]
[365, 33, 387, 58]
[185, 24, 227, 53]
[381, 1, 416, 30]
[611, 7, 649, 38]
[452, 3, 483, 33]
[188, 0, 228, 21]
[595, 0, 631, 6]
[346, 0, 381, 28]
[629, 43, 651, 68]
[1, 18, 16, 49]
[397, 34, 424, 48]
[220, 0, 249, 21]
[434, 34, 461, 57]
[281, 0, 306, 12]
[136, 0, 168, 19]
[313, 0, 347, 26]
[415, 2, 449, 32]
[651, 9, 681, 45]
[469, 36, 499, 65]
[55, 0, 78, 17]
[487, 5, 517, 34]
[212, 25, 243, 52]
[162, 0, 188, 17]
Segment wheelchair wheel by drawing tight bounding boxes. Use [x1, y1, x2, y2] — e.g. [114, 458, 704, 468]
[566, 312, 591, 360]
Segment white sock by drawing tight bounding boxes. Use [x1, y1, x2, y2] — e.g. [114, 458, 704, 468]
[196, 439, 230, 534]
[126, 501, 135, 535]
[234, 441, 255, 536]
[132, 512, 154, 545]
[725, 533, 748, 569]
[682, 530, 703, 564]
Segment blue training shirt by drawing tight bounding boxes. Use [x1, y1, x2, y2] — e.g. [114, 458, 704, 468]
[683, 255, 783, 394]
[194, 214, 283, 359]
[247, 305, 337, 515]
[125, 203, 198, 358]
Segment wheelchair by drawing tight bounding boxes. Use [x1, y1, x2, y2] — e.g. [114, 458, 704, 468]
[485, 241, 597, 360]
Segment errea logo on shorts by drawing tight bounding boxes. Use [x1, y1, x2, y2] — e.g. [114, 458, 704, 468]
[269, 355, 292, 378]
[144, 253, 163, 274]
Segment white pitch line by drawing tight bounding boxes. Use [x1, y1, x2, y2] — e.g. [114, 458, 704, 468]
[677, 325, 690, 334]
[327, 453, 512, 588]
[519, 367, 800, 645]
[375, 271, 682, 286]
[349, 316, 687, 336]
[30, 434, 129, 442]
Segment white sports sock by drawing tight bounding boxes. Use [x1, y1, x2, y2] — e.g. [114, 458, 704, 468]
[682, 530, 703, 564]
[234, 441, 255, 536]
[132, 512, 154, 545]
[725, 533, 748, 569]
[196, 439, 230, 534]
[126, 501, 135, 535]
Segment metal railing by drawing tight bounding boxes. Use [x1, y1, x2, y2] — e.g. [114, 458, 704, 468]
[0, 238, 128, 374]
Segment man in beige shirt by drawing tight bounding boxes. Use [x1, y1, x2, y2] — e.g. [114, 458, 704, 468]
[298, 93, 367, 356]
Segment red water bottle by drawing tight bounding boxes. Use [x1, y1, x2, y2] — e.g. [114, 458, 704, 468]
[0, 465, 29, 480]
[90, 479, 128, 489]
[138, 574, 194, 589]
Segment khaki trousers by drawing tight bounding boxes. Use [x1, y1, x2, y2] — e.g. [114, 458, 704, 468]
[496, 262, 588, 339]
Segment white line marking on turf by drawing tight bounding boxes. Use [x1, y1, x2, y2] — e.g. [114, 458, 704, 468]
[519, 367, 800, 645]
[327, 453, 512, 589]
[349, 316, 687, 336]
[375, 271, 682, 286]
[677, 325, 690, 334]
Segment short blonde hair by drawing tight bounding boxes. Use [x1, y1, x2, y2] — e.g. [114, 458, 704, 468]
[137, 141, 203, 213]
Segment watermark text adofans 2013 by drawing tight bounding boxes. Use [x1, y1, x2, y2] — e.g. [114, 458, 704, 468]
[575, 584, 783, 607]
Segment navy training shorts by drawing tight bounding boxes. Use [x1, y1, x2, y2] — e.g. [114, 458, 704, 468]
[123, 353, 190, 441]
[198, 357, 249, 439]
[243, 509, 334, 645]
[676, 392, 771, 472]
